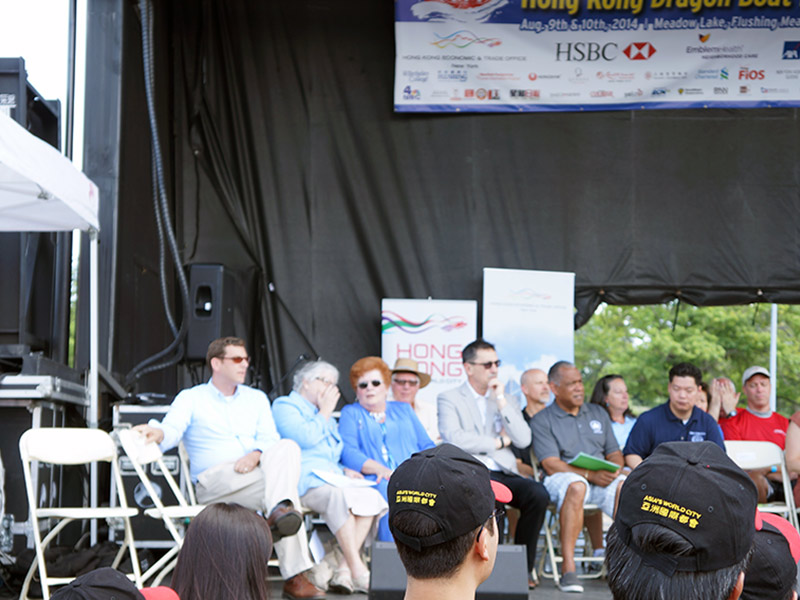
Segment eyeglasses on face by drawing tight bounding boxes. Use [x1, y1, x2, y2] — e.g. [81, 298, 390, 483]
[315, 376, 337, 386]
[357, 380, 383, 389]
[392, 378, 419, 387]
[477, 507, 505, 539]
[469, 360, 501, 369]
[220, 355, 250, 364]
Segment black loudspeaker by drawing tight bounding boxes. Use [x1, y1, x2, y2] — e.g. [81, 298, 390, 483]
[369, 542, 528, 600]
[185, 264, 236, 361]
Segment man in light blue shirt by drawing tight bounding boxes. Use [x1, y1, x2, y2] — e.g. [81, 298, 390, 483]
[136, 337, 323, 599]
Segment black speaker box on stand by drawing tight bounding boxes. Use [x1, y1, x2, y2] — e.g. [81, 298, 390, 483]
[185, 264, 236, 361]
[369, 541, 528, 600]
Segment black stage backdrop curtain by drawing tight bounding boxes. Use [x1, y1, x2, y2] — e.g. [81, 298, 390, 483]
[161, 0, 800, 391]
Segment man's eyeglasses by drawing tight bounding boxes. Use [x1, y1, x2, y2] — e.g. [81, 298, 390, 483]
[477, 508, 505, 540]
[315, 377, 336, 386]
[220, 356, 250, 364]
[392, 378, 419, 387]
[357, 380, 383, 389]
[469, 360, 501, 369]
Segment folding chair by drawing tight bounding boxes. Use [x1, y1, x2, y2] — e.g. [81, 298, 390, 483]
[18, 428, 142, 600]
[725, 440, 799, 529]
[531, 454, 606, 586]
[116, 428, 206, 585]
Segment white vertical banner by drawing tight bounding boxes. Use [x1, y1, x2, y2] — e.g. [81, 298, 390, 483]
[381, 298, 478, 407]
[482, 268, 575, 407]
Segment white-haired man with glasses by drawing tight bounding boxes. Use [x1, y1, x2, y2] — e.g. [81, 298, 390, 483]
[437, 339, 549, 589]
[135, 336, 324, 599]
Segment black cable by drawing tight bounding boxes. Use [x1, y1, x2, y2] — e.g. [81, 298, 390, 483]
[124, 0, 191, 387]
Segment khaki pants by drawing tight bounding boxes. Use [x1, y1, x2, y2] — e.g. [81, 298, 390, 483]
[196, 439, 312, 579]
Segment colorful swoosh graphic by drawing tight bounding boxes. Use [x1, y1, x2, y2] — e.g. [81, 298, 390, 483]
[382, 311, 469, 334]
[431, 30, 502, 49]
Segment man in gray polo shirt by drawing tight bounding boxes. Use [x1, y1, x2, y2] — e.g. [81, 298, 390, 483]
[531, 361, 625, 593]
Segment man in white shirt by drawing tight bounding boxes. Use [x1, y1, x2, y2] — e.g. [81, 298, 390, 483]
[135, 336, 323, 599]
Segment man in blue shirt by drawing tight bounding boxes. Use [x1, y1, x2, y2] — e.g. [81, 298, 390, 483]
[624, 362, 724, 469]
[135, 337, 323, 599]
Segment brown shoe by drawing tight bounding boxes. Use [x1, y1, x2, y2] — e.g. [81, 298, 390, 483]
[283, 573, 326, 599]
[268, 500, 302, 541]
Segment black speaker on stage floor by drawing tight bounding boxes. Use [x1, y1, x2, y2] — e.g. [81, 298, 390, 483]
[185, 264, 236, 361]
[368, 541, 528, 600]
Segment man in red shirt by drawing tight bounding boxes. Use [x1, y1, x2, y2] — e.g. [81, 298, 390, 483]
[720, 366, 792, 502]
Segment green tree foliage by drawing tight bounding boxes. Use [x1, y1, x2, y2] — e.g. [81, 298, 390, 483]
[575, 302, 799, 417]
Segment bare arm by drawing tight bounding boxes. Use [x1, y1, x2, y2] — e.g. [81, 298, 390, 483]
[625, 454, 643, 469]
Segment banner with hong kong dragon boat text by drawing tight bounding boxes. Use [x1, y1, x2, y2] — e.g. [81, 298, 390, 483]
[381, 298, 477, 410]
[394, 0, 800, 112]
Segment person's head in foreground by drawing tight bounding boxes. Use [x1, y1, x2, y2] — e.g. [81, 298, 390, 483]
[607, 441, 757, 600]
[388, 443, 512, 599]
[741, 512, 800, 600]
[171, 503, 273, 600]
[50, 567, 180, 600]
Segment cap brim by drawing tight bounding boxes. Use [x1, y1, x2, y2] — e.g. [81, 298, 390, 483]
[491, 480, 513, 504]
[140, 587, 180, 600]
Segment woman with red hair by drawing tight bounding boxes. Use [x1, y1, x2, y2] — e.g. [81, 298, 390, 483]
[339, 356, 435, 541]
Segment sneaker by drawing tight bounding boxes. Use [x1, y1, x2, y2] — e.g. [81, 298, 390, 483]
[559, 571, 584, 593]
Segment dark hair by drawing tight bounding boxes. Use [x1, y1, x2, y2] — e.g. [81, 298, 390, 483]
[349, 356, 392, 390]
[589, 375, 634, 418]
[668, 362, 702, 386]
[206, 337, 246, 369]
[391, 510, 495, 579]
[548, 360, 574, 385]
[172, 503, 272, 600]
[698, 381, 711, 402]
[606, 522, 751, 600]
[461, 339, 496, 365]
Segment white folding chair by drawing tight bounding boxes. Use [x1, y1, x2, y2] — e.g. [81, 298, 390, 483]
[116, 428, 205, 585]
[531, 453, 606, 586]
[725, 440, 799, 529]
[18, 428, 142, 600]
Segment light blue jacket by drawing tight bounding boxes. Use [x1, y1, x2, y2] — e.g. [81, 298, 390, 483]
[273, 390, 344, 497]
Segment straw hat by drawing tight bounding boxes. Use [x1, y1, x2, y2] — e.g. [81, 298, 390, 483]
[391, 358, 431, 388]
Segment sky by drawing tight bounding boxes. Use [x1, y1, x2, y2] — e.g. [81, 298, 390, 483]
[0, 0, 87, 166]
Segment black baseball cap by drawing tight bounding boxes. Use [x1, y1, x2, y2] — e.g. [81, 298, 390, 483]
[388, 443, 512, 551]
[615, 441, 757, 574]
[742, 511, 800, 600]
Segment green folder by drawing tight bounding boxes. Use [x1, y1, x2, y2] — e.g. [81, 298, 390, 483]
[568, 452, 620, 472]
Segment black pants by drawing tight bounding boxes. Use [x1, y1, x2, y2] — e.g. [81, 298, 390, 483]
[489, 471, 550, 574]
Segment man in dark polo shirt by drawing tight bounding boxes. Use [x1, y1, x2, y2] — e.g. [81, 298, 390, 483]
[624, 362, 724, 469]
[531, 361, 625, 593]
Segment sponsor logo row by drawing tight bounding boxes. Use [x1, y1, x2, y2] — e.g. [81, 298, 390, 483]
[403, 85, 795, 101]
[404, 65, 800, 87]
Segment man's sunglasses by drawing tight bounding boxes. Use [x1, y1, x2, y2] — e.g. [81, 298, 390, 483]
[357, 380, 383, 389]
[469, 360, 501, 369]
[219, 356, 250, 364]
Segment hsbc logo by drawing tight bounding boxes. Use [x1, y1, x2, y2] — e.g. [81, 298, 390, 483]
[623, 42, 656, 60]
[739, 67, 765, 80]
[555, 42, 618, 62]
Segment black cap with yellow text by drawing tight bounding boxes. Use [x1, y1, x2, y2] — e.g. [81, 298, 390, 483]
[388, 444, 512, 551]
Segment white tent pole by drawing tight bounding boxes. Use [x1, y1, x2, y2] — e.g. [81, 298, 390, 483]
[770, 303, 778, 413]
[89, 227, 99, 545]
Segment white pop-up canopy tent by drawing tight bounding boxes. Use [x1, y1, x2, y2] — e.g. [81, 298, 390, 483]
[0, 110, 102, 523]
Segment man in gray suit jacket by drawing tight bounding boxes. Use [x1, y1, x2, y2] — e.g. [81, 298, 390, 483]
[438, 339, 549, 587]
